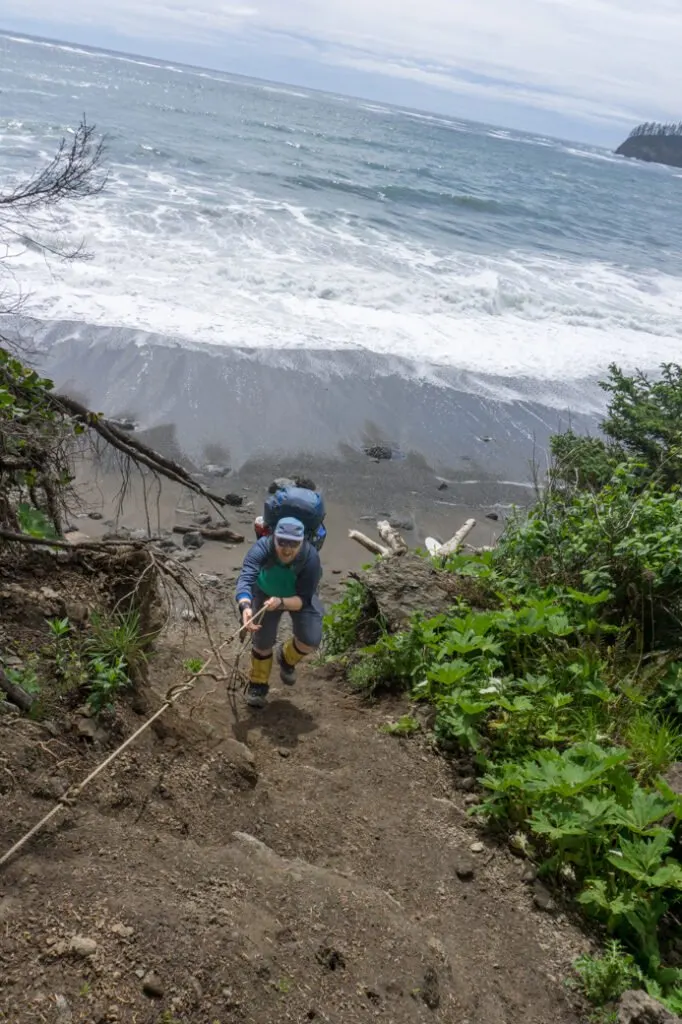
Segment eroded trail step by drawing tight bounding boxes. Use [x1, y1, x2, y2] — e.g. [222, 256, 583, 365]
[0, 665, 587, 1023]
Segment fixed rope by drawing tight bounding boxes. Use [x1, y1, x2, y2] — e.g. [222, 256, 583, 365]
[0, 606, 267, 870]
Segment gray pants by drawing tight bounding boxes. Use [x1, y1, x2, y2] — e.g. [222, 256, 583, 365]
[251, 587, 324, 652]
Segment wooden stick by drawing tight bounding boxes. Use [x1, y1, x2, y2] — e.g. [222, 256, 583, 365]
[348, 530, 390, 558]
[435, 518, 476, 557]
[376, 520, 408, 556]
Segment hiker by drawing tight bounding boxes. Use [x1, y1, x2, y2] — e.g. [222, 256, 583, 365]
[235, 516, 324, 707]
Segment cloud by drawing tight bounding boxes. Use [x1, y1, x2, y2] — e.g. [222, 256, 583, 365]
[3, 0, 681, 129]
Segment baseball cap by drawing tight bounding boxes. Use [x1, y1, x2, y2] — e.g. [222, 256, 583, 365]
[274, 517, 305, 543]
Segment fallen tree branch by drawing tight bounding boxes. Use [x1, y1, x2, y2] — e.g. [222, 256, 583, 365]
[349, 529, 390, 558]
[0, 528, 145, 550]
[0, 667, 35, 712]
[47, 392, 229, 509]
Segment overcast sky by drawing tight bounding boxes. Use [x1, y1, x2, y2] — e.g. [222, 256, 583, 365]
[2, 0, 680, 143]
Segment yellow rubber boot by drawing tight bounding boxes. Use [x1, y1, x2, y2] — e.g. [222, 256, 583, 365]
[247, 651, 273, 707]
[279, 638, 306, 685]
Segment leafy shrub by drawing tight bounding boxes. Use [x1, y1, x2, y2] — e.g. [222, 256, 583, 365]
[86, 656, 130, 714]
[323, 579, 380, 657]
[381, 715, 420, 737]
[496, 463, 682, 646]
[574, 940, 642, 1004]
[86, 609, 149, 679]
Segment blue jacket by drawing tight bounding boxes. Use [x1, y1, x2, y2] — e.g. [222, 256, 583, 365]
[235, 537, 322, 606]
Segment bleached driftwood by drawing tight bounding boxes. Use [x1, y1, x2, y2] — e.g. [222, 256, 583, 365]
[432, 518, 476, 558]
[349, 530, 390, 558]
[377, 520, 409, 556]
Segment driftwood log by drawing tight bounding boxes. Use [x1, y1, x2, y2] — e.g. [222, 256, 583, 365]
[377, 520, 409, 556]
[172, 524, 244, 544]
[350, 517, 481, 562]
[348, 530, 390, 558]
[435, 518, 476, 557]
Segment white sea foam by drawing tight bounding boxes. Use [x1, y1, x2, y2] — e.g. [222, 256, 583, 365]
[4, 158, 680, 404]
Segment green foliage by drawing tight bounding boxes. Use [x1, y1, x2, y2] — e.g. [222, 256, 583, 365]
[574, 940, 642, 1004]
[183, 657, 205, 675]
[348, 618, 430, 697]
[323, 579, 378, 657]
[550, 431, 618, 491]
[86, 609, 149, 678]
[86, 655, 130, 714]
[600, 363, 682, 486]
[16, 502, 58, 539]
[381, 715, 420, 737]
[497, 461, 682, 644]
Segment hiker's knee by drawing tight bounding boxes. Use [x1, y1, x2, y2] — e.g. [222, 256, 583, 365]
[253, 645, 273, 658]
[293, 612, 322, 650]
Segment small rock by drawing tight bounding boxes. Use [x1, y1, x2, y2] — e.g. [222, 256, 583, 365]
[315, 945, 346, 971]
[181, 609, 199, 622]
[88, 512, 103, 521]
[437, 481, 448, 491]
[40, 721, 60, 737]
[364, 445, 392, 461]
[224, 493, 245, 507]
[110, 418, 136, 431]
[110, 923, 134, 938]
[389, 516, 414, 531]
[31, 776, 68, 801]
[0, 701, 19, 716]
[458, 776, 476, 793]
[617, 989, 680, 1024]
[202, 464, 230, 478]
[268, 477, 296, 494]
[521, 865, 538, 884]
[135, 968, 145, 979]
[69, 935, 97, 958]
[420, 966, 440, 1010]
[278, 748, 291, 759]
[332, 569, 343, 575]
[142, 971, 164, 999]
[76, 717, 108, 743]
[175, 551, 195, 563]
[463, 794, 481, 807]
[533, 880, 557, 914]
[485, 512, 499, 521]
[198, 573, 221, 587]
[194, 511, 212, 525]
[156, 537, 179, 551]
[54, 994, 73, 1021]
[65, 602, 89, 624]
[182, 531, 204, 550]
[470, 842, 484, 854]
[455, 860, 475, 882]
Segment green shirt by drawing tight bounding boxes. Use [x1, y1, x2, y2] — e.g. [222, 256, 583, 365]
[257, 561, 298, 598]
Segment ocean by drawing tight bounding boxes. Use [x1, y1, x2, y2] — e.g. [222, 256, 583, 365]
[1, 31, 681, 479]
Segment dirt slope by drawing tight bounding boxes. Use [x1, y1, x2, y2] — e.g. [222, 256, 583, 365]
[1, 619, 589, 1024]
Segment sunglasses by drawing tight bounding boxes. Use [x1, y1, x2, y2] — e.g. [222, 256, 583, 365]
[275, 537, 302, 549]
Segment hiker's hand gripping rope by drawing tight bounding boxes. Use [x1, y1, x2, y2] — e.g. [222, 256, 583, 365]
[0, 605, 268, 871]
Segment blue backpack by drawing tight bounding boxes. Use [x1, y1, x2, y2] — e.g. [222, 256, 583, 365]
[263, 486, 326, 549]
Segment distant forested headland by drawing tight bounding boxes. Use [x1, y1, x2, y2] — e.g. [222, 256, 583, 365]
[616, 122, 682, 168]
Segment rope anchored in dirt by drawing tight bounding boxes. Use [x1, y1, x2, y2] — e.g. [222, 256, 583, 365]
[0, 606, 267, 870]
